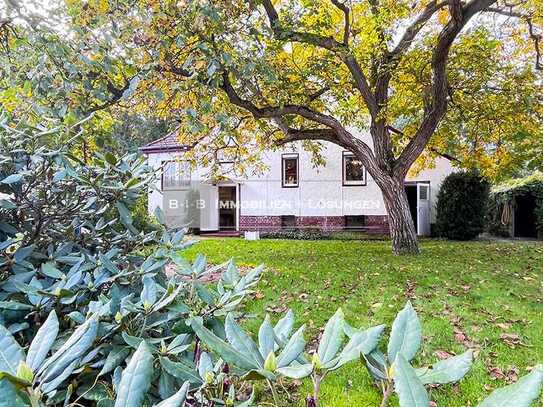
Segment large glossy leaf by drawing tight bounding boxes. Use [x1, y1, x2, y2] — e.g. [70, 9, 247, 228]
[26, 310, 59, 372]
[477, 365, 543, 407]
[276, 363, 313, 379]
[41, 262, 63, 279]
[159, 357, 202, 385]
[277, 325, 306, 368]
[0, 324, 25, 375]
[393, 354, 430, 407]
[154, 381, 189, 407]
[141, 275, 157, 306]
[38, 317, 98, 381]
[191, 319, 259, 371]
[225, 314, 264, 367]
[40, 358, 80, 394]
[328, 325, 385, 371]
[274, 310, 294, 346]
[114, 342, 154, 407]
[415, 350, 473, 385]
[258, 316, 275, 361]
[317, 309, 345, 365]
[1, 174, 23, 184]
[388, 302, 422, 363]
[0, 378, 28, 407]
[198, 352, 213, 380]
[99, 347, 131, 377]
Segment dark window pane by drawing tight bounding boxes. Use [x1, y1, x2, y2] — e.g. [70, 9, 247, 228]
[283, 157, 298, 186]
[344, 155, 364, 183]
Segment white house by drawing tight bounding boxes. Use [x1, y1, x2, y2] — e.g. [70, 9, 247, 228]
[141, 130, 454, 236]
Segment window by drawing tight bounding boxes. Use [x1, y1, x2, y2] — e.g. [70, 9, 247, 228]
[342, 152, 366, 186]
[282, 154, 299, 187]
[418, 184, 429, 200]
[345, 215, 365, 230]
[281, 215, 296, 229]
[162, 160, 190, 190]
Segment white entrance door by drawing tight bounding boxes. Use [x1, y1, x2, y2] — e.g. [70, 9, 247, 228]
[417, 183, 431, 236]
[199, 184, 219, 231]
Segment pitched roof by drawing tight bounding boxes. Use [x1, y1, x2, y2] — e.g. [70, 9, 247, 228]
[139, 130, 188, 153]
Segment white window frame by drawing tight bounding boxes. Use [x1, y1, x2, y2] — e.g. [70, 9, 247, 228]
[342, 152, 366, 186]
[281, 154, 299, 188]
[161, 160, 191, 191]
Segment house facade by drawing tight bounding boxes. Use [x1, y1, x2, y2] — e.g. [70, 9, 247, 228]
[141, 131, 454, 236]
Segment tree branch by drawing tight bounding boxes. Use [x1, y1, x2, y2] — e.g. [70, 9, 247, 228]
[485, 6, 541, 70]
[390, 1, 450, 59]
[274, 127, 343, 146]
[395, 0, 497, 175]
[387, 125, 461, 163]
[221, 71, 344, 130]
[330, 0, 350, 45]
[259, 0, 379, 118]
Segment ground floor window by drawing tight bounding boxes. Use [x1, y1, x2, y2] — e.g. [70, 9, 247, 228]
[162, 160, 190, 190]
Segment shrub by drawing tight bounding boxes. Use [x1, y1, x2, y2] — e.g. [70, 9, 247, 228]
[435, 171, 490, 240]
[1, 117, 543, 406]
[261, 228, 330, 240]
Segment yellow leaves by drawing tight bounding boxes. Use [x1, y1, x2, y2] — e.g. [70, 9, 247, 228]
[89, 0, 110, 13]
[438, 9, 450, 26]
[0, 87, 22, 113]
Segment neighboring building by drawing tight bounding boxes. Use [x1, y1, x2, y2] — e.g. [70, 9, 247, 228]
[141, 130, 454, 235]
[488, 172, 543, 239]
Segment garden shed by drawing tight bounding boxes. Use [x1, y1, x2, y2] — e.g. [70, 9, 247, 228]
[488, 172, 543, 239]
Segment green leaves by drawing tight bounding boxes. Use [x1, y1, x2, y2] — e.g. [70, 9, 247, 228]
[328, 325, 385, 371]
[277, 325, 306, 368]
[415, 350, 473, 385]
[0, 378, 28, 407]
[225, 314, 264, 367]
[141, 275, 157, 308]
[477, 365, 543, 407]
[38, 316, 98, 386]
[1, 174, 23, 185]
[191, 318, 260, 371]
[317, 308, 345, 365]
[388, 301, 421, 363]
[258, 316, 275, 362]
[40, 262, 64, 279]
[0, 324, 25, 375]
[114, 342, 154, 407]
[26, 310, 59, 372]
[154, 381, 189, 407]
[393, 354, 429, 407]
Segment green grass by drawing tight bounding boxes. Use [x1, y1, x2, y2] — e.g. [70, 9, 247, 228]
[184, 238, 543, 406]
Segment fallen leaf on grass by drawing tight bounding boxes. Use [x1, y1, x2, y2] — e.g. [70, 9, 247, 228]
[499, 333, 522, 348]
[434, 350, 453, 360]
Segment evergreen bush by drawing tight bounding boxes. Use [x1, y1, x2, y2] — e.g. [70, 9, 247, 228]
[435, 172, 490, 240]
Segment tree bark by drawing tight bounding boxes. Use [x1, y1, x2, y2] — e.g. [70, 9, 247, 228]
[376, 175, 420, 255]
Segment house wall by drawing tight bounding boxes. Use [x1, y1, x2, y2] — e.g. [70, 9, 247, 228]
[144, 134, 454, 233]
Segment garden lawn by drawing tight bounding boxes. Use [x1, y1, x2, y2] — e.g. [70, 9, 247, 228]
[185, 238, 543, 406]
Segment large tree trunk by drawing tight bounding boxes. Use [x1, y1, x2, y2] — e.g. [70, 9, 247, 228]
[376, 176, 420, 255]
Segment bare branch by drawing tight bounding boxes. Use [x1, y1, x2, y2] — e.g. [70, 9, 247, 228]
[390, 1, 449, 60]
[330, 0, 350, 45]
